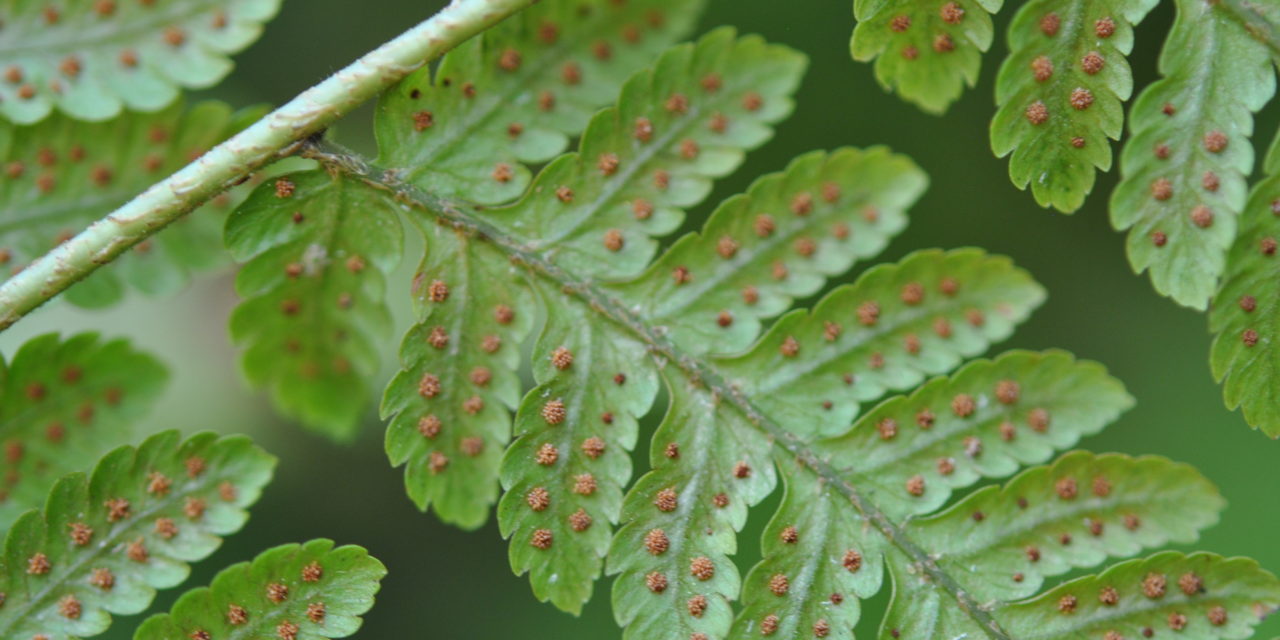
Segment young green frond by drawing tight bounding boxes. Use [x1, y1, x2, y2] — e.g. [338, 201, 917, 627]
[133, 539, 386, 640]
[374, 0, 705, 204]
[0, 101, 272, 307]
[997, 552, 1280, 639]
[1211, 132, 1280, 437]
[0, 430, 275, 640]
[0, 333, 167, 532]
[849, 0, 1002, 113]
[1110, 0, 1275, 309]
[991, 0, 1157, 212]
[226, 171, 403, 440]
[0, 0, 280, 124]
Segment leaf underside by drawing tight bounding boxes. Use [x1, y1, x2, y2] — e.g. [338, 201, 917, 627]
[0, 100, 274, 308]
[0, 333, 167, 534]
[226, 170, 403, 441]
[0, 0, 281, 124]
[990, 0, 1156, 212]
[133, 539, 386, 640]
[1211, 132, 1280, 437]
[0, 430, 275, 640]
[1109, 0, 1275, 310]
[215, 3, 1280, 637]
[850, 0, 1004, 114]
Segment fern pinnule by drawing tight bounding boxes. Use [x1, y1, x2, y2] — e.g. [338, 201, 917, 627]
[1109, 0, 1275, 310]
[0, 0, 280, 124]
[0, 101, 270, 307]
[998, 552, 1280, 639]
[133, 539, 386, 640]
[0, 430, 275, 640]
[611, 147, 927, 357]
[1211, 131, 1280, 438]
[226, 171, 403, 440]
[0, 333, 167, 533]
[374, 0, 706, 204]
[990, 0, 1157, 212]
[849, 0, 1002, 113]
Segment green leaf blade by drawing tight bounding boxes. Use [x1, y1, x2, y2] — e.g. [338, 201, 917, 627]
[991, 0, 1156, 212]
[382, 224, 535, 530]
[497, 283, 659, 614]
[0, 0, 281, 124]
[481, 27, 807, 280]
[851, 0, 1002, 113]
[375, 0, 706, 204]
[996, 552, 1280, 640]
[716, 248, 1047, 439]
[226, 170, 403, 440]
[911, 452, 1224, 602]
[133, 539, 385, 640]
[0, 333, 168, 533]
[611, 146, 927, 356]
[820, 350, 1133, 519]
[1109, 0, 1275, 309]
[0, 430, 276, 640]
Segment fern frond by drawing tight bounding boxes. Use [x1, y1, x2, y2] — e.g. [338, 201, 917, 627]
[850, 0, 1002, 113]
[374, 0, 705, 204]
[0, 430, 275, 640]
[0, 100, 269, 308]
[990, 0, 1157, 212]
[0, 0, 280, 124]
[609, 147, 927, 356]
[1211, 132, 1280, 437]
[133, 539, 385, 640]
[482, 26, 807, 280]
[379, 27, 804, 542]
[996, 552, 1280, 639]
[1109, 0, 1276, 309]
[0, 333, 167, 533]
[715, 250, 1046, 439]
[226, 170, 403, 440]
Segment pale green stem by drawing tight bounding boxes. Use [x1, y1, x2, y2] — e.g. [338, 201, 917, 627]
[0, 0, 536, 330]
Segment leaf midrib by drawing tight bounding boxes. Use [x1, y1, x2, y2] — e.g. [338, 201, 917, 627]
[307, 142, 1015, 640]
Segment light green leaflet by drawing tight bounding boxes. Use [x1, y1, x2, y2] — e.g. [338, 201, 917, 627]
[226, 171, 403, 441]
[0, 0, 281, 124]
[850, 0, 1002, 113]
[0, 100, 270, 308]
[1211, 131, 1280, 438]
[991, 0, 1157, 212]
[0, 430, 275, 640]
[134, 539, 385, 640]
[1110, 0, 1274, 310]
[0, 333, 167, 533]
[375, 0, 705, 204]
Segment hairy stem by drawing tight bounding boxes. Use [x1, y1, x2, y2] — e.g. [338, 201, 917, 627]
[304, 141, 1014, 640]
[0, 0, 537, 330]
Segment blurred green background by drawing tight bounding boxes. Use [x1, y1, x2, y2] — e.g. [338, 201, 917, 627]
[3, 0, 1279, 637]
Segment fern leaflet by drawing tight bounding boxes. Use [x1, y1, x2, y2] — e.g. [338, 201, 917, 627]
[850, 0, 1002, 113]
[1109, 0, 1275, 309]
[0, 430, 275, 639]
[0, 333, 167, 533]
[990, 0, 1157, 212]
[0, 0, 280, 124]
[133, 539, 385, 640]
